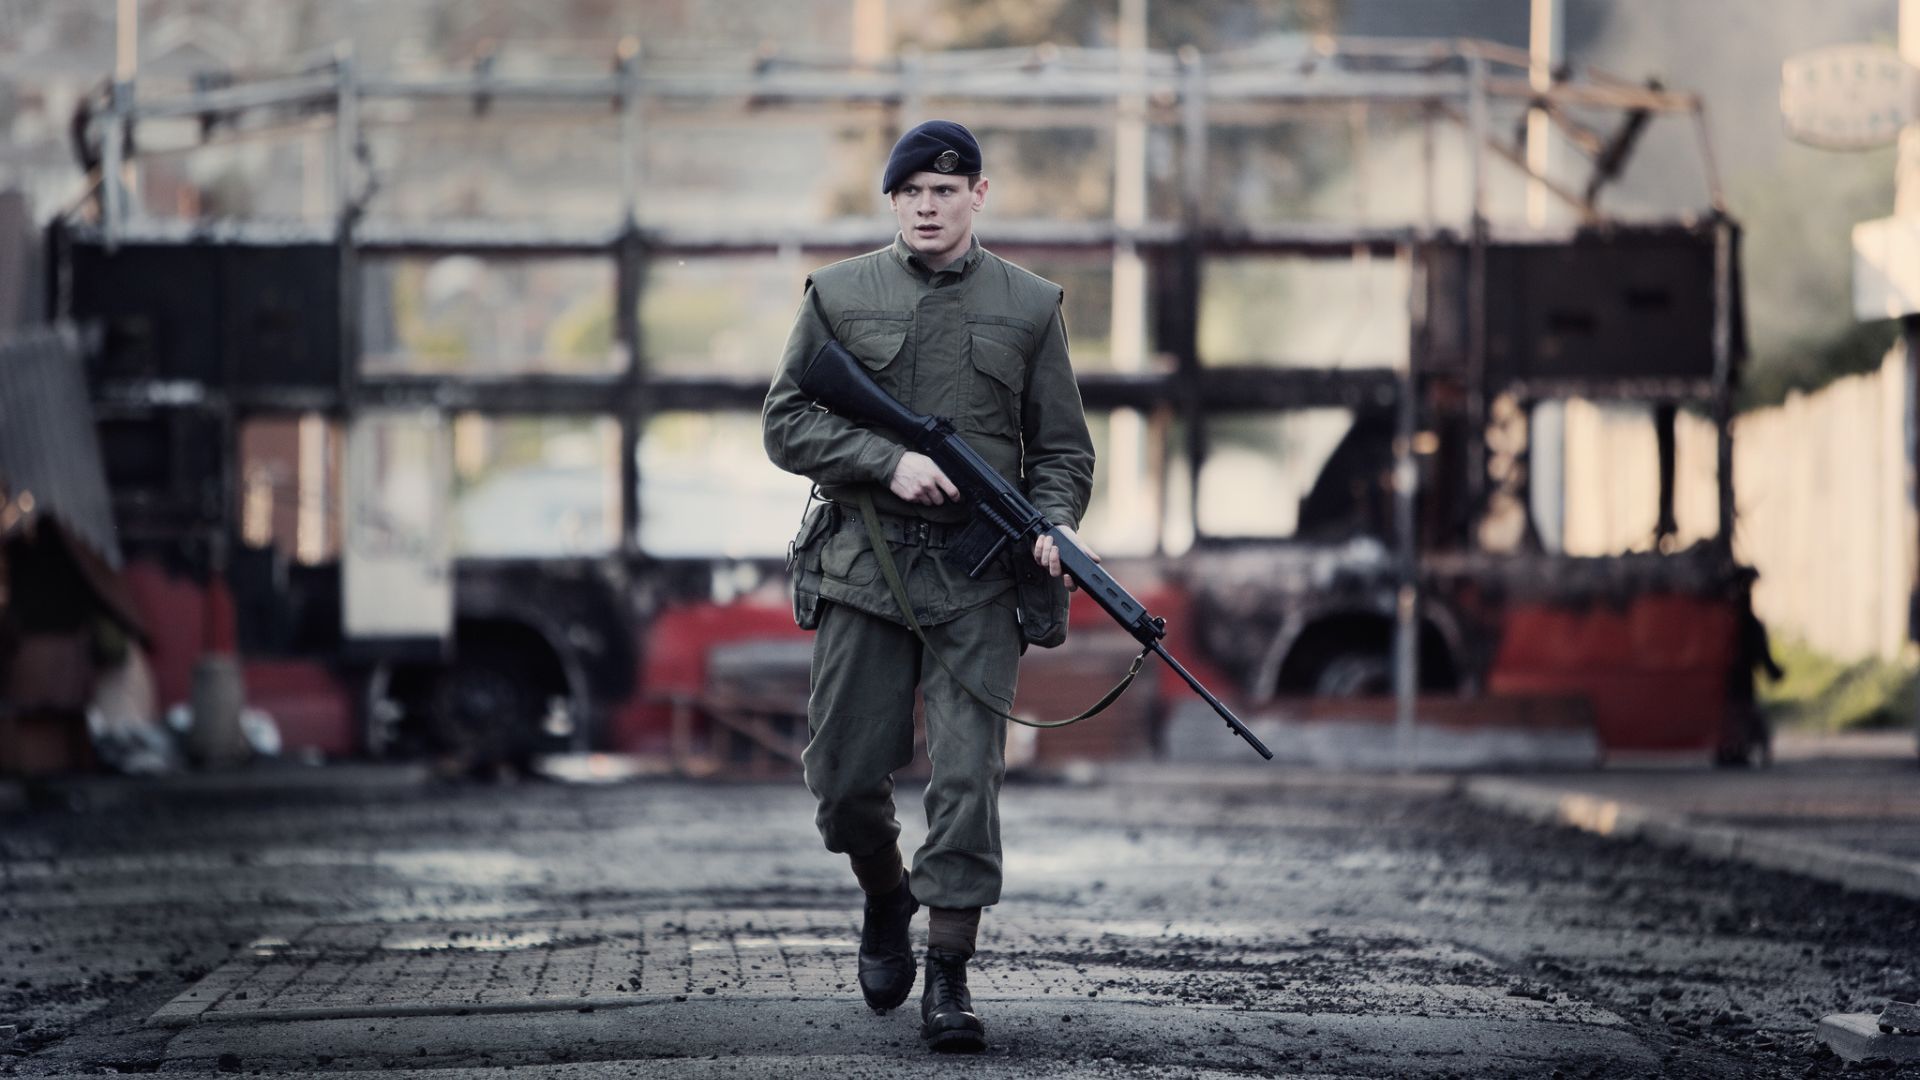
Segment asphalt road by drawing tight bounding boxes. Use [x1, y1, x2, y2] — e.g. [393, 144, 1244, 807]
[1, 765, 1915, 1078]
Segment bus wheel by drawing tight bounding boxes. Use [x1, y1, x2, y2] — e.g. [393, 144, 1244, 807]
[1314, 652, 1392, 697]
[430, 650, 538, 776]
[1714, 709, 1772, 769]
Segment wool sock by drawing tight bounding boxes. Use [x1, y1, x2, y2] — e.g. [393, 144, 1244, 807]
[849, 845, 905, 896]
[927, 906, 981, 959]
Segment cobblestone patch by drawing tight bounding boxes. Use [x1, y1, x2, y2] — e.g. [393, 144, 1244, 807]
[148, 911, 1617, 1029]
[148, 918, 641, 1026]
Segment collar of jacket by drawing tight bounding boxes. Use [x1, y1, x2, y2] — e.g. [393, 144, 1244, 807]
[890, 233, 984, 281]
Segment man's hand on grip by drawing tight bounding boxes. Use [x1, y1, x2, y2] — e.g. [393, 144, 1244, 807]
[889, 451, 961, 506]
[1033, 525, 1098, 592]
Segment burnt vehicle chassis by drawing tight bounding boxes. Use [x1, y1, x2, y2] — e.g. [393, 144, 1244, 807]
[49, 37, 1757, 765]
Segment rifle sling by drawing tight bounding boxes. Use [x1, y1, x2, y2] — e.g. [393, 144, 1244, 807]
[855, 491, 1146, 730]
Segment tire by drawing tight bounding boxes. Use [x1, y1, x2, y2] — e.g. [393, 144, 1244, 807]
[1313, 652, 1392, 697]
[429, 650, 540, 769]
[1713, 710, 1772, 769]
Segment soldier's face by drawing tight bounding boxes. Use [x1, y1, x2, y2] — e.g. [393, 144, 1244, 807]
[890, 170, 987, 268]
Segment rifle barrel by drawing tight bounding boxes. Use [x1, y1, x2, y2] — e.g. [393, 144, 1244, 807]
[1149, 641, 1276, 760]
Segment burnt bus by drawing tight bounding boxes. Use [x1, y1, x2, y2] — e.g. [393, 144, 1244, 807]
[49, 38, 1764, 771]
[51, 215, 1764, 772]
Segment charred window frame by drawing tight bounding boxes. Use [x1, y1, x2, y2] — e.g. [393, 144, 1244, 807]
[53, 41, 1740, 569]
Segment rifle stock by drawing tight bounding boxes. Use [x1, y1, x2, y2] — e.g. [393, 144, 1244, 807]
[799, 339, 1274, 761]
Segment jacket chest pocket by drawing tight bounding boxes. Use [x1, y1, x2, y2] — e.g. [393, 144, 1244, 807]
[840, 310, 913, 383]
[840, 311, 913, 403]
[963, 314, 1031, 435]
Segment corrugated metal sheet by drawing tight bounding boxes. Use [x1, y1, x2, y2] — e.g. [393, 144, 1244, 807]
[0, 324, 122, 568]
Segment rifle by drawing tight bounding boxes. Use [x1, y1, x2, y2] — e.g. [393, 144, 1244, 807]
[799, 338, 1274, 761]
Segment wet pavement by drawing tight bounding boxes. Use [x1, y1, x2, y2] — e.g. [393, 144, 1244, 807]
[1, 764, 1917, 1077]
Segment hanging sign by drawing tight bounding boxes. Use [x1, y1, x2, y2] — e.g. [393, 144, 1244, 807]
[1781, 43, 1912, 150]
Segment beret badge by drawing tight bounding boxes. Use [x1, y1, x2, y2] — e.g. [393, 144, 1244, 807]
[934, 149, 960, 173]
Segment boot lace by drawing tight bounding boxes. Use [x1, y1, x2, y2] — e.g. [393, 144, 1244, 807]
[928, 952, 971, 1010]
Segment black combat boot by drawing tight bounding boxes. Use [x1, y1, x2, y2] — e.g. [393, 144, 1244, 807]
[920, 947, 987, 1053]
[857, 873, 919, 1011]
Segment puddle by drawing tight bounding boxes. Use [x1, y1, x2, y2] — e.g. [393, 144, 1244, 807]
[370, 850, 545, 886]
[248, 937, 295, 957]
[1073, 919, 1294, 941]
[380, 928, 562, 952]
[356, 898, 546, 923]
[688, 935, 855, 952]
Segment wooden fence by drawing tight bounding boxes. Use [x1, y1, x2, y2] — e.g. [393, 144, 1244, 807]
[1558, 349, 1914, 662]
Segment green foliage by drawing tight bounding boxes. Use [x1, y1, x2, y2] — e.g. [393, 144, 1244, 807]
[1738, 318, 1899, 411]
[545, 292, 613, 361]
[1760, 638, 1918, 733]
[640, 285, 738, 361]
[386, 263, 470, 370]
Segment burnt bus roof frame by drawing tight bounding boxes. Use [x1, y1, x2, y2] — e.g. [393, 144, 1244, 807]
[58, 35, 1739, 567]
[52, 218, 1736, 553]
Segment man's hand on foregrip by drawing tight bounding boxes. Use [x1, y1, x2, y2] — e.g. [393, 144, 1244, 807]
[890, 451, 961, 506]
[1033, 525, 1098, 592]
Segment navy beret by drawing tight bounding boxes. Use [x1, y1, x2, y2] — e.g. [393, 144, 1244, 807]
[881, 120, 982, 194]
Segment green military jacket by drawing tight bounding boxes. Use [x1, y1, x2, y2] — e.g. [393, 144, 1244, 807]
[763, 234, 1095, 626]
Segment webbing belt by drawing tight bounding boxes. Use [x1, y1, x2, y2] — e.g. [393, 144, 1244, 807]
[855, 491, 1148, 730]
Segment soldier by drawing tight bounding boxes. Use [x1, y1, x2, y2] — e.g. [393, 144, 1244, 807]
[762, 119, 1095, 1053]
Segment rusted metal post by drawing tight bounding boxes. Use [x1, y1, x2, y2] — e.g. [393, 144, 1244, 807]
[670, 695, 696, 775]
[1525, 0, 1562, 228]
[616, 39, 645, 557]
[1468, 51, 1489, 221]
[1179, 46, 1208, 544]
[1654, 402, 1678, 548]
[1902, 0, 1920, 760]
[100, 82, 127, 251]
[617, 39, 641, 230]
[616, 229, 645, 557]
[1692, 105, 1728, 215]
[1420, 102, 1436, 229]
[1394, 241, 1423, 771]
[1908, 313, 1920, 757]
[330, 45, 364, 661]
[112, 0, 139, 230]
[334, 46, 362, 412]
[1711, 218, 1735, 560]
[1106, 0, 1153, 551]
[332, 45, 358, 225]
[1466, 51, 1491, 546]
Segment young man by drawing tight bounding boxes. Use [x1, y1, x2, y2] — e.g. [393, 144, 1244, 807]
[761, 119, 1095, 1053]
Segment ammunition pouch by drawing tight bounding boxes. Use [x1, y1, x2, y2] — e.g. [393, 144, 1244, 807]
[947, 509, 1069, 651]
[787, 496, 837, 630]
[1013, 549, 1070, 650]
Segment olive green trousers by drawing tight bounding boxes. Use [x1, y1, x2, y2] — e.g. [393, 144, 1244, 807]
[802, 596, 1019, 910]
